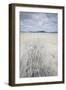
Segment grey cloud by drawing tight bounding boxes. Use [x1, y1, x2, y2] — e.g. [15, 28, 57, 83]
[20, 12, 58, 32]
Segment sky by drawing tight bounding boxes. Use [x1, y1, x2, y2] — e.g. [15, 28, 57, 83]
[20, 12, 58, 32]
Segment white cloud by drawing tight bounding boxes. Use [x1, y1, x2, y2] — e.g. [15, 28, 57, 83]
[20, 12, 58, 32]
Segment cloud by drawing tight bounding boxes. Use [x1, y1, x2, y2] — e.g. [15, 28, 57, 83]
[20, 12, 58, 32]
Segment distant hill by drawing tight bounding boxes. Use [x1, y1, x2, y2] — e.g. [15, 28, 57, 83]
[20, 30, 57, 33]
